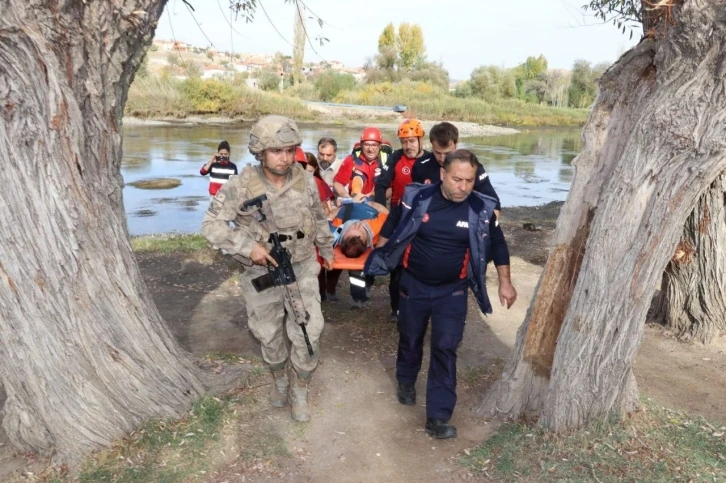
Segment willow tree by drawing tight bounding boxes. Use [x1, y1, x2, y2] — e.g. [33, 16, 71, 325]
[480, 0, 726, 428]
[651, 173, 726, 343]
[0, 0, 300, 464]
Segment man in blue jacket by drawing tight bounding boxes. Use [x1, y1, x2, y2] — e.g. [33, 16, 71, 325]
[365, 149, 517, 439]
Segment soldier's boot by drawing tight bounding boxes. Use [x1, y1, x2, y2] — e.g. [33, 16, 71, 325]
[269, 365, 289, 408]
[289, 370, 312, 422]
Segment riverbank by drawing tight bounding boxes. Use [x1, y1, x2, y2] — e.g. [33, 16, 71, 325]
[122, 114, 520, 138]
[125, 77, 589, 128]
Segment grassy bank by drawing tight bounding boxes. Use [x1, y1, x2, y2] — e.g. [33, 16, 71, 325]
[126, 76, 588, 127]
[331, 80, 589, 127]
[131, 234, 210, 253]
[126, 76, 318, 121]
[462, 399, 726, 481]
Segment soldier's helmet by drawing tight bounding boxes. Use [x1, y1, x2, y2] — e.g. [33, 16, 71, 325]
[248, 115, 302, 154]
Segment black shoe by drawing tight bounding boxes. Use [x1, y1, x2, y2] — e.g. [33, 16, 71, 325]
[397, 381, 416, 405]
[425, 418, 457, 439]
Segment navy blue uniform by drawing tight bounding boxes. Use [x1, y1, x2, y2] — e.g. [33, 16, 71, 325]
[394, 189, 508, 421]
[411, 158, 501, 211]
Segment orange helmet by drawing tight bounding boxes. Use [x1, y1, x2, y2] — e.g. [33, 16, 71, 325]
[397, 119, 424, 138]
[360, 127, 383, 144]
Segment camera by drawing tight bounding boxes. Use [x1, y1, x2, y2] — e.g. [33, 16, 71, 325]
[216, 154, 229, 162]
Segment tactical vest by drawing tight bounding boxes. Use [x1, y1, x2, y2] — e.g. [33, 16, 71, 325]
[235, 163, 318, 263]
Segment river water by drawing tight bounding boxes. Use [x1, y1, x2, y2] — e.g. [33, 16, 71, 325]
[121, 123, 580, 235]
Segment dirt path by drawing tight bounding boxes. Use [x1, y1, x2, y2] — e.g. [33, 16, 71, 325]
[141, 251, 726, 481]
[2, 229, 725, 480]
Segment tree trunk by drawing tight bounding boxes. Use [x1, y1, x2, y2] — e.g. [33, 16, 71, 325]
[292, 6, 305, 87]
[652, 174, 726, 343]
[479, 0, 726, 430]
[0, 1, 206, 462]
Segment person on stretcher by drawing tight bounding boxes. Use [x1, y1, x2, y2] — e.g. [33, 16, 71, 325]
[329, 196, 388, 307]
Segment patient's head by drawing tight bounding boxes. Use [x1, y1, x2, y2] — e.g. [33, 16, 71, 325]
[340, 222, 369, 258]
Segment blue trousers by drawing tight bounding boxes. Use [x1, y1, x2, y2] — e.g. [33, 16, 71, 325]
[396, 270, 468, 421]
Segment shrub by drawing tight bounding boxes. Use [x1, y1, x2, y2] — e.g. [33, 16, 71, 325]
[314, 71, 357, 102]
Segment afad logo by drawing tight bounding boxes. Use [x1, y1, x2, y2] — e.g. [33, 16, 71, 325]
[422, 213, 430, 223]
[402, 166, 411, 175]
[424, 179, 431, 184]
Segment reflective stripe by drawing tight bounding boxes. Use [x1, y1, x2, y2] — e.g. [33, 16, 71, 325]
[211, 178, 227, 184]
[349, 276, 366, 288]
[212, 168, 236, 175]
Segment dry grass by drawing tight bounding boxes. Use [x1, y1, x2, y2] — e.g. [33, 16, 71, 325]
[461, 398, 726, 481]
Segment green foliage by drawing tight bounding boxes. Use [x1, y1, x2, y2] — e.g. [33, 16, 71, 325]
[314, 70, 357, 101]
[584, 0, 642, 37]
[513, 55, 548, 99]
[470, 65, 517, 102]
[406, 61, 449, 89]
[373, 22, 428, 73]
[397, 22, 426, 71]
[131, 234, 211, 253]
[180, 78, 239, 112]
[567, 59, 610, 108]
[257, 69, 282, 91]
[125, 76, 316, 120]
[461, 400, 726, 482]
[285, 81, 320, 101]
[378, 23, 396, 52]
[334, 80, 588, 127]
[453, 81, 473, 98]
[126, 76, 194, 117]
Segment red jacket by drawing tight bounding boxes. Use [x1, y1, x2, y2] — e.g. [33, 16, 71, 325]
[333, 154, 382, 195]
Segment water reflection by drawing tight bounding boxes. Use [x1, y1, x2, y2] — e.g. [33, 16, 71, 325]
[121, 124, 581, 235]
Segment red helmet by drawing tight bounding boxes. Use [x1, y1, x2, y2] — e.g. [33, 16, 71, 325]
[360, 127, 383, 144]
[295, 146, 307, 163]
[398, 119, 424, 138]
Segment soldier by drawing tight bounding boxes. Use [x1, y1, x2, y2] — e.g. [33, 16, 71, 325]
[202, 115, 334, 422]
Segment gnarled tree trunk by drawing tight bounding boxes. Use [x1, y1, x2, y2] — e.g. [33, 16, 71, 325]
[652, 173, 726, 343]
[0, 1, 206, 462]
[479, 0, 726, 429]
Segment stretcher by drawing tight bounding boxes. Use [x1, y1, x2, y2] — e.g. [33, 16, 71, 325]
[326, 203, 387, 302]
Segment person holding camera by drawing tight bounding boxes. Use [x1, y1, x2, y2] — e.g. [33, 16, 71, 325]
[200, 140, 238, 198]
[201, 116, 334, 423]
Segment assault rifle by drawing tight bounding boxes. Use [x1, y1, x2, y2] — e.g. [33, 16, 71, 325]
[242, 197, 314, 357]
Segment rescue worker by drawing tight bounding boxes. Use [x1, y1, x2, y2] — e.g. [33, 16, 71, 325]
[365, 149, 517, 439]
[411, 122, 501, 214]
[333, 127, 386, 199]
[374, 119, 434, 319]
[201, 115, 334, 423]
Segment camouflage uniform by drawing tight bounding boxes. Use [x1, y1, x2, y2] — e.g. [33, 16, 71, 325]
[201, 116, 333, 421]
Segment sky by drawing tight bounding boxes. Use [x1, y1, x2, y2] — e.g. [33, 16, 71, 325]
[154, 0, 640, 80]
